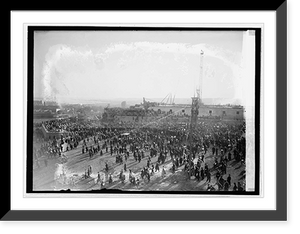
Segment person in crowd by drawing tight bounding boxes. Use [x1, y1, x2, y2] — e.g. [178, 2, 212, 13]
[228, 151, 232, 161]
[216, 170, 221, 182]
[238, 182, 244, 191]
[200, 167, 205, 180]
[161, 166, 166, 178]
[224, 181, 229, 191]
[150, 164, 155, 175]
[233, 182, 238, 191]
[206, 171, 211, 183]
[212, 147, 215, 156]
[109, 174, 113, 184]
[105, 162, 109, 173]
[172, 163, 176, 174]
[227, 174, 232, 187]
[155, 162, 160, 172]
[97, 172, 101, 184]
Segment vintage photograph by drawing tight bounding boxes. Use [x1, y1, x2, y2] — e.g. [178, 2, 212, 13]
[29, 27, 259, 194]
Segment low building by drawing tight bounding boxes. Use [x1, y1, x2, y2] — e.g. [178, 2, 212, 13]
[148, 104, 244, 120]
[101, 102, 244, 127]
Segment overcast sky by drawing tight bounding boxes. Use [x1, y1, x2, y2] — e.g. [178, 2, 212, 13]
[33, 30, 254, 105]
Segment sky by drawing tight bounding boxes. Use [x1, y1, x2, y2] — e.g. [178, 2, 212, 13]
[33, 29, 254, 105]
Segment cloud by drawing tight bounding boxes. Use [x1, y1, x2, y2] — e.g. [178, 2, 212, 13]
[103, 41, 240, 64]
[41, 40, 244, 103]
[124, 42, 239, 99]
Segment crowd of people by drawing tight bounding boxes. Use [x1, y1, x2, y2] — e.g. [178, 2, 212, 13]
[34, 116, 246, 191]
[92, 121, 245, 191]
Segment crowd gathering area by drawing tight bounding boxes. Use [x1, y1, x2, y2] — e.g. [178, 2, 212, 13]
[33, 117, 247, 192]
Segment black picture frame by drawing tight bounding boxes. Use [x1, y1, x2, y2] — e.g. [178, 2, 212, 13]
[4, 1, 287, 221]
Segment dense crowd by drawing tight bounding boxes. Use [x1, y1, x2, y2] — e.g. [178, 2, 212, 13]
[34, 116, 246, 191]
[42, 117, 101, 133]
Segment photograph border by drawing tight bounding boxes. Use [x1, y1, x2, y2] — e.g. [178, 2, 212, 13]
[3, 2, 287, 221]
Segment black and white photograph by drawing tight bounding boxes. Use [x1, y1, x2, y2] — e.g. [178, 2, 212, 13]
[28, 27, 260, 194]
[5, 2, 289, 225]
